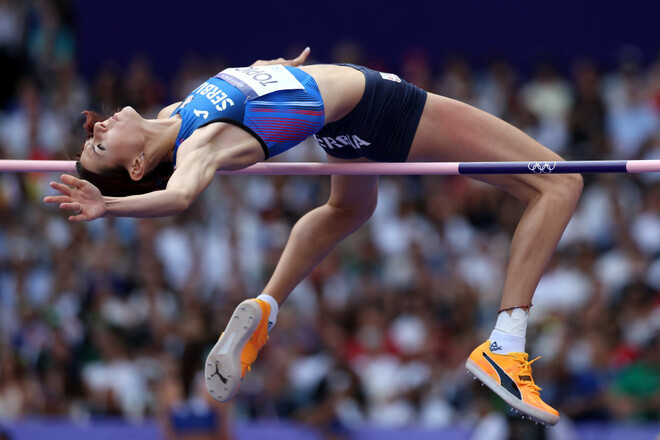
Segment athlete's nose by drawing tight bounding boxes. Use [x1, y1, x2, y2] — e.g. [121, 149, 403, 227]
[93, 121, 107, 135]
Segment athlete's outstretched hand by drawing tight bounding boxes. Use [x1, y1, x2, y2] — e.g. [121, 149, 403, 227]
[251, 47, 311, 67]
[43, 174, 106, 222]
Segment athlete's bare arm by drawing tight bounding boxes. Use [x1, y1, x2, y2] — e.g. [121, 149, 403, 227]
[44, 124, 264, 221]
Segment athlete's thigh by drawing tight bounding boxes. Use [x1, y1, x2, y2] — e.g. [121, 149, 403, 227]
[408, 94, 561, 162]
[326, 155, 379, 212]
[408, 93, 566, 200]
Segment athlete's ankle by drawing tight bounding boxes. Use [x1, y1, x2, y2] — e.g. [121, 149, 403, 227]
[494, 307, 529, 337]
[489, 329, 525, 354]
[256, 294, 279, 332]
[489, 307, 529, 353]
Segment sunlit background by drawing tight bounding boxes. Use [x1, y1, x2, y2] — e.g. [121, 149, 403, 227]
[1, 0, 660, 439]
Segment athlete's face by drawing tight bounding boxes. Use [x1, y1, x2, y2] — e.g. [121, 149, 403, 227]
[79, 106, 145, 174]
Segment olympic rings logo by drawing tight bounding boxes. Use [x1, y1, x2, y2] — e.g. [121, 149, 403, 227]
[527, 161, 557, 174]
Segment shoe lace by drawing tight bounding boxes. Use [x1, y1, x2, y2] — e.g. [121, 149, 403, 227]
[517, 356, 542, 393]
[253, 328, 269, 350]
[252, 302, 270, 350]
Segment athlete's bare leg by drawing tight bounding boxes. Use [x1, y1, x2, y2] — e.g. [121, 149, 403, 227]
[407, 94, 580, 425]
[262, 158, 379, 306]
[408, 94, 583, 311]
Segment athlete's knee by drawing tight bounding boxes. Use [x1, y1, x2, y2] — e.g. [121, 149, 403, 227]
[564, 172, 583, 200]
[350, 195, 378, 223]
[555, 173, 582, 203]
[539, 173, 583, 211]
[329, 191, 377, 225]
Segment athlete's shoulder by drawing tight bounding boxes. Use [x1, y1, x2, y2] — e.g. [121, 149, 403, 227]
[158, 102, 182, 119]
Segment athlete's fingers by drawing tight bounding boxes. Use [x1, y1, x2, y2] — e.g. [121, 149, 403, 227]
[43, 195, 71, 204]
[68, 213, 88, 222]
[49, 181, 72, 196]
[291, 47, 310, 66]
[60, 174, 84, 188]
[59, 202, 81, 212]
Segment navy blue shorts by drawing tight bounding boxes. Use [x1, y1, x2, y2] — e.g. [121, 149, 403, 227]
[313, 64, 427, 162]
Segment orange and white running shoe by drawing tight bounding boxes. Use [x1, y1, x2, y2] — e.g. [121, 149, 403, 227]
[466, 340, 559, 425]
[205, 298, 270, 402]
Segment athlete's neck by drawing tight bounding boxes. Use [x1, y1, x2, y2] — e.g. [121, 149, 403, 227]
[142, 117, 182, 167]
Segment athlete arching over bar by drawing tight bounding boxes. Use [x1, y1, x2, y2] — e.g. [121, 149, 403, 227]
[44, 48, 582, 425]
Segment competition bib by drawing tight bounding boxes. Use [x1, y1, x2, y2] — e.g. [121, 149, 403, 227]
[217, 65, 304, 100]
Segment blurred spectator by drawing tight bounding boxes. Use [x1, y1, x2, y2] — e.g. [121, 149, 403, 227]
[603, 47, 660, 159]
[401, 50, 434, 92]
[330, 40, 366, 67]
[0, 348, 44, 419]
[0, 77, 68, 158]
[519, 59, 573, 153]
[474, 58, 518, 119]
[90, 62, 123, 115]
[122, 55, 166, 118]
[568, 59, 607, 159]
[436, 54, 474, 105]
[0, 0, 25, 107]
[608, 335, 660, 421]
[157, 359, 234, 440]
[25, 0, 75, 82]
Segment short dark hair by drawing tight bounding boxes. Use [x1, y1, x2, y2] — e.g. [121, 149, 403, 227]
[77, 111, 173, 197]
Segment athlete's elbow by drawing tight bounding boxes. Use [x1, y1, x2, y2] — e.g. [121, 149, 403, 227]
[169, 189, 195, 215]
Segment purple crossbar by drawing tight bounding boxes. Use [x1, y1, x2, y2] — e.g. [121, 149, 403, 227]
[0, 159, 657, 175]
[457, 160, 629, 174]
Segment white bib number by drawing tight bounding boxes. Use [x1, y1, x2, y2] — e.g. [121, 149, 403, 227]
[217, 65, 304, 100]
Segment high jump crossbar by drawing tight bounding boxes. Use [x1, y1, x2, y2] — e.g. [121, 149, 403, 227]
[0, 159, 659, 175]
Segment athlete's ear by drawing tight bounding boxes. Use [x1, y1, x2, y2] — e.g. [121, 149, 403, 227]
[129, 152, 146, 181]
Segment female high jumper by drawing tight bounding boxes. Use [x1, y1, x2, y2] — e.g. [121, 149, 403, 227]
[44, 48, 582, 425]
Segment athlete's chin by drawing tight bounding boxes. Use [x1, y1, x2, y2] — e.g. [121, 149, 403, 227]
[119, 106, 140, 119]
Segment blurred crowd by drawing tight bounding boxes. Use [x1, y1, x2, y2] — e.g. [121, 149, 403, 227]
[1, 0, 660, 438]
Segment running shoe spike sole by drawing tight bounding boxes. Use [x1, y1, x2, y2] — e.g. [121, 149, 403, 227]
[466, 358, 559, 425]
[205, 299, 263, 402]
